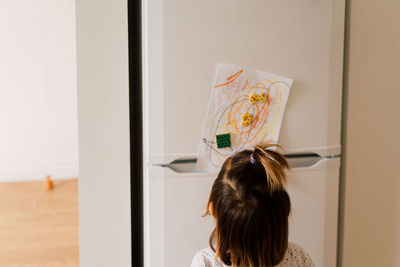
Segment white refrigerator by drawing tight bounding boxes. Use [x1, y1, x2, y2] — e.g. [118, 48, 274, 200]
[143, 0, 345, 266]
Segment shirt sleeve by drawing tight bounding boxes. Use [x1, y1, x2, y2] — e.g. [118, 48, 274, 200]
[288, 242, 316, 267]
[190, 251, 207, 267]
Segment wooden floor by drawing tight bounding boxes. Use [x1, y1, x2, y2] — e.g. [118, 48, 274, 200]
[0, 179, 79, 267]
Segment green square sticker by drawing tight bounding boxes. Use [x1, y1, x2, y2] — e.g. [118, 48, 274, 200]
[216, 133, 231, 148]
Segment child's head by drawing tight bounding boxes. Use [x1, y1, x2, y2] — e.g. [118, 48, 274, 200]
[206, 144, 291, 267]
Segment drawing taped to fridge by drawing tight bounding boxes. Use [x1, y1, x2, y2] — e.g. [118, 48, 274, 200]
[196, 64, 293, 172]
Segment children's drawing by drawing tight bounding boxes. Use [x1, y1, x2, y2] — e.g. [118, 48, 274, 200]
[196, 64, 293, 172]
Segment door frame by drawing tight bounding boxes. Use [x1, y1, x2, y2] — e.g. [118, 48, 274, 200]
[128, 0, 144, 266]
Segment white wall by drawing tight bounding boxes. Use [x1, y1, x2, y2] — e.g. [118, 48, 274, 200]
[76, 0, 132, 266]
[341, 0, 400, 266]
[0, 0, 78, 181]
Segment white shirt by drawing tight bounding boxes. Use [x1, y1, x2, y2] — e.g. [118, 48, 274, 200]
[190, 242, 315, 267]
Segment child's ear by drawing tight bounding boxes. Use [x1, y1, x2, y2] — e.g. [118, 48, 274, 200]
[209, 202, 216, 218]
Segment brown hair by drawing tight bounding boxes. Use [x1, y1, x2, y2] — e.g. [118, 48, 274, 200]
[206, 144, 291, 267]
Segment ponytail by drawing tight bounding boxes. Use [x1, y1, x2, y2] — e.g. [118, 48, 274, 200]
[252, 144, 290, 192]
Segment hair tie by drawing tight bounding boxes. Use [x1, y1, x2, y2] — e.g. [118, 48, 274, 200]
[250, 153, 257, 164]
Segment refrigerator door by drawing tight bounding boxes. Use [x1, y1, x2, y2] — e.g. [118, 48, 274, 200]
[146, 157, 340, 267]
[144, 0, 345, 158]
[147, 168, 215, 267]
[287, 157, 340, 267]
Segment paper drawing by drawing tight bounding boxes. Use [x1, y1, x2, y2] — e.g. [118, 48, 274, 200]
[196, 63, 293, 172]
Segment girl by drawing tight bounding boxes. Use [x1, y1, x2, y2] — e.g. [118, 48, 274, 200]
[191, 144, 315, 267]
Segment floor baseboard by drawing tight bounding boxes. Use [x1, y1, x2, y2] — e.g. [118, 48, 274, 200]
[0, 160, 78, 182]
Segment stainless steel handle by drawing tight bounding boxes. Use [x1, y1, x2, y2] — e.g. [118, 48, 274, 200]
[284, 153, 322, 168]
[156, 154, 324, 173]
[159, 158, 199, 173]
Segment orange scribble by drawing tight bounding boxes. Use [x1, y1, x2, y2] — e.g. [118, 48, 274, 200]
[223, 86, 273, 143]
[214, 70, 243, 88]
[215, 76, 283, 150]
[241, 79, 248, 91]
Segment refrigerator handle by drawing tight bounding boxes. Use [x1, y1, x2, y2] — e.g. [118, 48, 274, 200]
[155, 154, 332, 173]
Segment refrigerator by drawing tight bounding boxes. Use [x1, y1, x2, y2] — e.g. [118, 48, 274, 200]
[143, 0, 345, 266]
